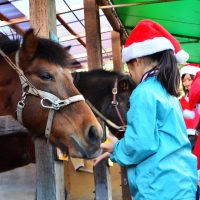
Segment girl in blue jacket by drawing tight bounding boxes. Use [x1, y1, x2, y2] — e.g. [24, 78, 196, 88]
[94, 19, 197, 200]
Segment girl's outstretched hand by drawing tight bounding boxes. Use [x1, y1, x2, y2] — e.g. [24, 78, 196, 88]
[93, 134, 118, 166]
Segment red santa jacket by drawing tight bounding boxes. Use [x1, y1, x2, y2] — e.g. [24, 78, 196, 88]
[188, 72, 200, 169]
[180, 97, 199, 132]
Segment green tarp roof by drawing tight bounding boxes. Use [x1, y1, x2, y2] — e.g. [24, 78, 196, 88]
[111, 0, 200, 64]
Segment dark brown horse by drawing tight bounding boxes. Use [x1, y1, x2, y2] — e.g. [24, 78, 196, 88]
[0, 68, 136, 172]
[0, 29, 103, 165]
[72, 69, 136, 138]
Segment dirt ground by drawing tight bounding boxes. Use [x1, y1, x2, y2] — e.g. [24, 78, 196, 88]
[0, 160, 123, 200]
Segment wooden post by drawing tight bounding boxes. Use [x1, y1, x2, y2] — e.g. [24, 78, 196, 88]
[84, 0, 112, 198]
[111, 31, 123, 72]
[84, 0, 103, 70]
[29, 1, 65, 200]
[112, 30, 132, 199]
[94, 159, 112, 200]
[34, 140, 65, 200]
[29, 0, 56, 37]
[94, 122, 112, 200]
[121, 167, 132, 200]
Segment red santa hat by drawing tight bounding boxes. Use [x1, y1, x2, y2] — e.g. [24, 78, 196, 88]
[122, 19, 189, 64]
[180, 64, 200, 77]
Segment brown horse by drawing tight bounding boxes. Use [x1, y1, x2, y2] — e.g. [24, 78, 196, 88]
[0, 29, 103, 163]
[0, 68, 136, 172]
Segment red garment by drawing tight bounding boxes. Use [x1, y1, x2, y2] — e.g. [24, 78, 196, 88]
[187, 72, 200, 169]
[180, 96, 200, 169]
[193, 135, 200, 169]
[189, 72, 200, 109]
[180, 97, 199, 129]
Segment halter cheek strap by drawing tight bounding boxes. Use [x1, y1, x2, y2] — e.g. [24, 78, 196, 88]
[112, 78, 126, 127]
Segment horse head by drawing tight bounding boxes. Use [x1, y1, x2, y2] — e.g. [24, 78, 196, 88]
[100, 73, 136, 138]
[0, 29, 103, 159]
[72, 69, 137, 139]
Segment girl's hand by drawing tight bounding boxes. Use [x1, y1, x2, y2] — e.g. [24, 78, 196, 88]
[93, 152, 110, 166]
[93, 134, 118, 166]
[101, 134, 118, 153]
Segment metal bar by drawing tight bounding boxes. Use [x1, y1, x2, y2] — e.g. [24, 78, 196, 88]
[99, 0, 179, 9]
[56, 14, 86, 48]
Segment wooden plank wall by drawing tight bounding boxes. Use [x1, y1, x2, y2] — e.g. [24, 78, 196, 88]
[29, 0, 65, 200]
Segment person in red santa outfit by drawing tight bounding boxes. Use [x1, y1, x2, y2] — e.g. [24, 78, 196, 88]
[188, 71, 200, 199]
[189, 71, 200, 164]
[180, 66, 200, 200]
[180, 64, 200, 147]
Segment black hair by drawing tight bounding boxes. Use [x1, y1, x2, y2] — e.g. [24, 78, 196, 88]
[149, 50, 180, 97]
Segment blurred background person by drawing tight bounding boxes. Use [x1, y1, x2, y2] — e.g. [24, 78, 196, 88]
[180, 65, 200, 200]
[180, 64, 200, 147]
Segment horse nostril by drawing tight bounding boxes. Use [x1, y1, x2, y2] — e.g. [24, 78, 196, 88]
[87, 126, 100, 146]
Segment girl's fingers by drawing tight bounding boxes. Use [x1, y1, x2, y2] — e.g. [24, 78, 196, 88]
[93, 152, 110, 166]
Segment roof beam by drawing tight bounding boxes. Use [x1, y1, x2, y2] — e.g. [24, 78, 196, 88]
[59, 27, 112, 42]
[0, 14, 26, 35]
[56, 14, 86, 48]
[99, 0, 178, 9]
[0, 13, 86, 48]
[98, 0, 128, 44]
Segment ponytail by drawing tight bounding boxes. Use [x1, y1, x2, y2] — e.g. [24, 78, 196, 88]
[150, 50, 180, 97]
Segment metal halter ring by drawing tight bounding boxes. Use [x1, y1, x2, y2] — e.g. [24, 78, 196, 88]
[41, 98, 60, 110]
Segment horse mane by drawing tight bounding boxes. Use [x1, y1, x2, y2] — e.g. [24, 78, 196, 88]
[77, 69, 124, 78]
[0, 31, 70, 67]
[87, 69, 122, 76]
[0, 33, 20, 61]
[35, 38, 69, 67]
[72, 69, 124, 85]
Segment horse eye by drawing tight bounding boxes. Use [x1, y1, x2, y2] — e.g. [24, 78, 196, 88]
[39, 72, 54, 81]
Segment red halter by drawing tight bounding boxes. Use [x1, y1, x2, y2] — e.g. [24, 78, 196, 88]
[111, 78, 126, 137]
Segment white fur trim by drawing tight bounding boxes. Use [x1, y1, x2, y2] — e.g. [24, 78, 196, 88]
[183, 109, 195, 119]
[187, 129, 197, 136]
[122, 37, 174, 63]
[180, 65, 200, 77]
[175, 50, 189, 64]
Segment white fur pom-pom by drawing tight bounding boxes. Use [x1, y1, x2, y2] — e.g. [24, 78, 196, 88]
[175, 50, 189, 64]
[183, 109, 195, 119]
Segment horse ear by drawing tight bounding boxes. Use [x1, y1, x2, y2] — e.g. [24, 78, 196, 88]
[118, 78, 130, 92]
[118, 76, 137, 92]
[20, 29, 38, 62]
[64, 45, 72, 52]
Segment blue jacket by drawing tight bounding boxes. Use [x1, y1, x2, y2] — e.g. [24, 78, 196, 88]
[110, 77, 197, 200]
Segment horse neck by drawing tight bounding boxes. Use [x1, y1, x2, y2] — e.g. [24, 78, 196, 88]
[0, 55, 21, 117]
